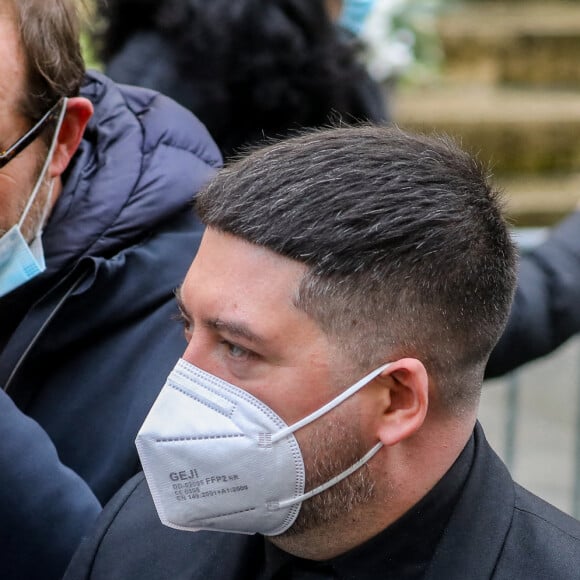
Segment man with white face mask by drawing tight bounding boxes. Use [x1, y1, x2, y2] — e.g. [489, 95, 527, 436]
[65, 126, 580, 579]
[0, 1, 221, 579]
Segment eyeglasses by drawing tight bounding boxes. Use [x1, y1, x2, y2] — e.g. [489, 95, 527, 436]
[0, 98, 65, 170]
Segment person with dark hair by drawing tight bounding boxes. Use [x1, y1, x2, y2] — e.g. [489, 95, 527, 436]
[93, 0, 388, 160]
[65, 126, 580, 580]
[0, 1, 221, 579]
[95, 0, 580, 379]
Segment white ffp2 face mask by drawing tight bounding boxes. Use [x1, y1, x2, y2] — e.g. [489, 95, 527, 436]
[136, 358, 389, 536]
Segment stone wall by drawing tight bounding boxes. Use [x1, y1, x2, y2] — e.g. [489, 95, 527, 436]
[394, 1, 580, 225]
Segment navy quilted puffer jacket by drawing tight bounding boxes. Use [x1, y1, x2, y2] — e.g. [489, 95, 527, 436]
[0, 71, 221, 579]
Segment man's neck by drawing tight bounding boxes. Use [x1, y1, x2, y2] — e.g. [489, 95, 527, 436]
[268, 497, 394, 560]
[269, 417, 476, 561]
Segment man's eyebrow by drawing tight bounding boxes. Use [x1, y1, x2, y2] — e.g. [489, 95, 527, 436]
[174, 287, 188, 317]
[205, 318, 266, 346]
[174, 286, 265, 345]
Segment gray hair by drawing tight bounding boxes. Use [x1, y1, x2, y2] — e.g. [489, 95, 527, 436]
[196, 126, 517, 412]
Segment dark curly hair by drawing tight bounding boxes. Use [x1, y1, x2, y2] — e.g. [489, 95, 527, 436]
[93, 0, 387, 158]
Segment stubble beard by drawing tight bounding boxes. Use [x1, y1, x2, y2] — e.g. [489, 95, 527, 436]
[20, 177, 52, 241]
[277, 415, 377, 539]
[0, 153, 51, 241]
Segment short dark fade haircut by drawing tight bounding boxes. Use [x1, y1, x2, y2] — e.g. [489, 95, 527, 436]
[196, 126, 517, 413]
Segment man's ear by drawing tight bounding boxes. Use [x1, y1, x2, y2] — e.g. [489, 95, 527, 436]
[373, 358, 429, 447]
[49, 96, 93, 177]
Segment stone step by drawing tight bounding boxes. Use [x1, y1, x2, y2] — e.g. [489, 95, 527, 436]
[393, 83, 580, 173]
[392, 82, 580, 226]
[497, 173, 580, 226]
[437, 1, 580, 87]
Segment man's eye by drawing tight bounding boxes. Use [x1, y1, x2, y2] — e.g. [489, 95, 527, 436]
[222, 341, 251, 360]
[174, 310, 193, 339]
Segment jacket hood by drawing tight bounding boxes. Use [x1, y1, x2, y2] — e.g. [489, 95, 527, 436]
[42, 70, 221, 275]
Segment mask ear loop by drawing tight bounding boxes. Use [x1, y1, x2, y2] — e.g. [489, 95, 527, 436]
[34, 179, 56, 239]
[271, 442, 384, 511]
[267, 362, 391, 511]
[271, 362, 391, 444]
[18, 98, 68, 231]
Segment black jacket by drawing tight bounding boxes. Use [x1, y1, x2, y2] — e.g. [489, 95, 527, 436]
[0, 71, 222, 579]
[487, 210, 580, 377]
[63, 423, 580, 579]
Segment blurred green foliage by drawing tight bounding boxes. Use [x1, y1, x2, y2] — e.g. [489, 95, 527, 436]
[81, 30, 102, 70]
[80, 0, 102, 71]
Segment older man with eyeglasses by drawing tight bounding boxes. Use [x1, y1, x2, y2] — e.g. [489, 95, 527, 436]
[0, 98, 67, 295]
[0, 1, 221, 579]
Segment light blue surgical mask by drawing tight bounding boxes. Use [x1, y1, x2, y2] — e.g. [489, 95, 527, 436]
[0, 98, 67, 298]
[339, 0, 376, 35]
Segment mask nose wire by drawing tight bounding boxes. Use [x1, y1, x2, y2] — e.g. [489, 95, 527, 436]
[270, 362, 391, 444]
